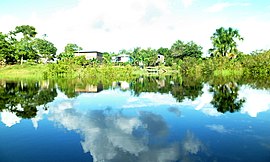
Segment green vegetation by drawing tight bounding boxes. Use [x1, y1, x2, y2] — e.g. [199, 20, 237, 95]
[2, 72, 270, 119]
[0, 25, 269, 81]
[209, 27, 243, 57]
[0, 25, 57, 65]
[0, 80, 57, 118]
[57, 43, 82, 60]
[0, 64, 46, 79]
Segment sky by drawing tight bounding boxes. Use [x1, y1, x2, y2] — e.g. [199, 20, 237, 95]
[0, 0, 270, 54]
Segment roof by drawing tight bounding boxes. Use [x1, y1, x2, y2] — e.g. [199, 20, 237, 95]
[116, 54, 131, 57]
[74, 50, 103, 53]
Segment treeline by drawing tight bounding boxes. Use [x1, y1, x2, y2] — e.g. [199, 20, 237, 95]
[0, 25, 57, 65]
[1, 25, 270, 78]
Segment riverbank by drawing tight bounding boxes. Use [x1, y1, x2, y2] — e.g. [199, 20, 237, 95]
[0, 64, 178, 80]
[0, 64, 46, 80]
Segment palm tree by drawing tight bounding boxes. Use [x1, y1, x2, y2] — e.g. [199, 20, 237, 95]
[209, 27, 243, 57]
[209, 82, 245, 113]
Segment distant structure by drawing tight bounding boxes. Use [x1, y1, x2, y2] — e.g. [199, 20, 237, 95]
[112, 81, 130, 90]
[156, 54, 165, 64]
[112, 54, 132, 63]
[74, 51, 103, 62]
[75, 83, 103, 93]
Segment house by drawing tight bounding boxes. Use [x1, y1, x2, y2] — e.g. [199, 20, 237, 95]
[112, 54, 132, 63]
[74, 51, 103, 62]
[112, 81, 130, 90]
[75, 83, 103, 93]
[156, 54, 165, 64]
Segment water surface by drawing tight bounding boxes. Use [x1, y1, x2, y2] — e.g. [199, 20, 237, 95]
[0, 77, 270, 162]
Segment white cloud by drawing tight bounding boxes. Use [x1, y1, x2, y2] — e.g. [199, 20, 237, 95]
[193, 85, 213, 110]
[239, 86, 270, 117]
[31, 105, 49, 129]
[0, 110, 21, 127]
[47, 103, 182, 161]
[123, 93, 180, 108]
[182, 130, 205, 154]
[1, 0, 269, 54]
[201, 108, 222, 116]
[205, 2, 250, 13]
[182, 0, 193, 8]
[205, 2, 233, 13]
[236, 17, 270, 52]
[206, 124, 229, 133]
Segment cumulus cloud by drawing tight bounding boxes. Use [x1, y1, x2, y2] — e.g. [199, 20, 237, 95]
[206, 124, 229, 133]
[239, 86, 270, 117]
[182, 130, 205, 154]
[0, 110, 21, 127]
[201, 108, 222, 116]
[47, 102, 182, 162]
[1, 0, 269, 54]
[38, 91, 211, 162]
[123, 92, 180, 108]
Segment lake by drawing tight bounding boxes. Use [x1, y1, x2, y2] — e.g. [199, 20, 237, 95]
[0, 76, 270, 162]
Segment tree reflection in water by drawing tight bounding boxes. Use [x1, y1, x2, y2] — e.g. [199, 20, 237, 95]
[209, 82, 245, 113]
[0, 80, 57, 118]
[130, 75, 204, 102]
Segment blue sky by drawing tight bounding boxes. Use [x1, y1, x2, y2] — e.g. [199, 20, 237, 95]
[0, 0, 270, 54]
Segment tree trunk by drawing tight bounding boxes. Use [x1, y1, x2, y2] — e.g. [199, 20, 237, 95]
[21, 56, 23, 65]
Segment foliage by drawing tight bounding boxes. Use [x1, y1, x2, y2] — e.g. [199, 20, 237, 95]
[130, 75, 203, 102]
[209, 82, 245, 113]
[58, 43, 82, 60]
[209, 27, 243, 57]
[171, 40, 203, 62]
[0, 80, 57, 118]
[0, 25, 59, 65]
[102, 52, 112, 64]
[32, 38, 57, 62]
[11, 25, 39, 64]
[157, 47, 172, 66]
[241, 50, 270, 76]
[0, 32, 15, 64]
[129, 47, 158, 66]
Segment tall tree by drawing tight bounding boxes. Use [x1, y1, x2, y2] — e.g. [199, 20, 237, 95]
[0, 32, 15, 64]
[130, 47, 142, 66]
[58, 43, 82, 60]
[209, 27, 243, 57]
[32, 38, 57, 63]
[170, 40, 203, 63]
[209, 82, 245, 113]
[10, 25, 38, 64]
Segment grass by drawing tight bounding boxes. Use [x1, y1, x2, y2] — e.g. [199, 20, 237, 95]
[0, 64, 47, 80]
[213, 69, 243, 77]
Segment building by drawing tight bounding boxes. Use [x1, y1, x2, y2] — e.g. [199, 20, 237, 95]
[156, 54, 165, 64]
[112, 81, 130, 90]
[112, 54, 132, 63]
[74, 51, 103, 62]
[75, 83, 103, 93]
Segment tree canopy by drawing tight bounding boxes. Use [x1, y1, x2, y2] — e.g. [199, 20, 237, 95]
[209, 27, 243, 57]
[0, 25, 58, 64]
[32, 38, 57, 62]
[58, 43, 82, 60]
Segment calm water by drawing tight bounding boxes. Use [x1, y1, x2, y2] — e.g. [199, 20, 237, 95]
[1, 77, 270, 162]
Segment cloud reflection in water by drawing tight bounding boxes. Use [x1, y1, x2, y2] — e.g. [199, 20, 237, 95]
[47, 98, 207, 162]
